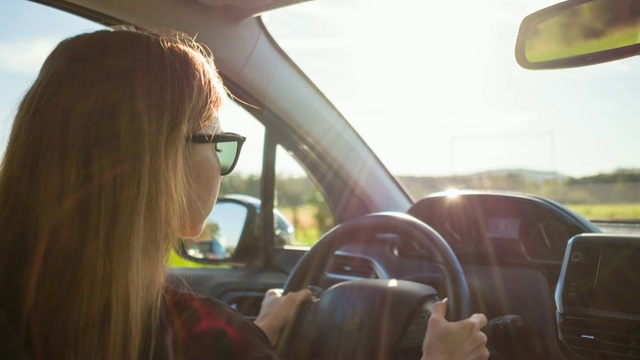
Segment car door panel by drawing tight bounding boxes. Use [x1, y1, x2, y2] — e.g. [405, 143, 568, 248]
[166, 267, 289, 319]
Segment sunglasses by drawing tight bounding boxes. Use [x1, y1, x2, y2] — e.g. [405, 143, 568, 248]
[187, 132, 246, 175]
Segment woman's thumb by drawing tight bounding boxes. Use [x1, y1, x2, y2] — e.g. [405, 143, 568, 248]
[430, 298, 448, 319]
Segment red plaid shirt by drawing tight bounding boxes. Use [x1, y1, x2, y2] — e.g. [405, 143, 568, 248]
[152, 287, 278, 360]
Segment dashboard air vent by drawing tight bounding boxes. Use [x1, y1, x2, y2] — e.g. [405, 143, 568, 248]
[560, 316, 640, 360]
[327, 254, 378, 279]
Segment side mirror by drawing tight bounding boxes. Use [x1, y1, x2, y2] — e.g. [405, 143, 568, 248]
[182, 200, 251, 262]
[178, 194, 298, 264]
[515, 0, 640, 69]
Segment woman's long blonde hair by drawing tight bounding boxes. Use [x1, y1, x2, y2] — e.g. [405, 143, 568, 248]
[0, 28, 224, 359]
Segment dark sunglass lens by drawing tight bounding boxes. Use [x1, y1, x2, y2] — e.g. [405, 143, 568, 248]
[216, 141, 239, 175]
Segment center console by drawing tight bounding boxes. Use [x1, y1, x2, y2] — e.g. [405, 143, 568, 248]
[556, 234, 640, 359]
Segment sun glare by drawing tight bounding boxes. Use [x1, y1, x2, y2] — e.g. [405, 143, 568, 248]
[444, 189, 460, 199]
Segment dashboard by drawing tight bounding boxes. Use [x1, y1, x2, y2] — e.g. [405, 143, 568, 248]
[315, 192, 616, 359]
[407, 191, 601, 265]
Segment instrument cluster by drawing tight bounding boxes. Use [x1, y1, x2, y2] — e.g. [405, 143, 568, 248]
[408, 191, 599, 265]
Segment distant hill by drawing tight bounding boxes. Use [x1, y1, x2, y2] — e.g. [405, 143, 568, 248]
[466, 169, 568, 183]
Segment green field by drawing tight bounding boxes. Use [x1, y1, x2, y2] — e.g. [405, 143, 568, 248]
[166, 249, 230, 268]
[566, 203, 640, 220]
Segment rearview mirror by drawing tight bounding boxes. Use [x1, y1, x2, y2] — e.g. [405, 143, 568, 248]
[515, 0, 640, 69]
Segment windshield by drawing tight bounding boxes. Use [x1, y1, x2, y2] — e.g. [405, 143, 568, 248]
[263, 0, 640, 220]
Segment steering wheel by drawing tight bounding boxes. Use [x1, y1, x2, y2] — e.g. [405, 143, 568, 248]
[277, 212, 471, 360]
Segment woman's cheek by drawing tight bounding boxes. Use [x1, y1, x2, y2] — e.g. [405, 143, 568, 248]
[180, 148, 221, 238]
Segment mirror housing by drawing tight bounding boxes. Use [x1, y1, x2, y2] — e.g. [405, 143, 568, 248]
[516, 0, 640, 69]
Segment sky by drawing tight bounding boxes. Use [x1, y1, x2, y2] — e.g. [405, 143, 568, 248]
[2, 0, 640, 178]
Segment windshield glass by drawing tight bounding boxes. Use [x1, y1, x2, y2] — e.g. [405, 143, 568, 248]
[264, 0, 640, 220]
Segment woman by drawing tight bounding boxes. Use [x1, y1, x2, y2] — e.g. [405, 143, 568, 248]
[0, 28, 488, 359]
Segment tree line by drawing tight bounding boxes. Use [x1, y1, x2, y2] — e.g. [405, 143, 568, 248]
[220, 168, 640, 212]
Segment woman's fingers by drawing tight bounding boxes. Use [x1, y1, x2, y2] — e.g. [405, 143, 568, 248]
[422, 299, 489, 360]
[254, 288, 313, 345]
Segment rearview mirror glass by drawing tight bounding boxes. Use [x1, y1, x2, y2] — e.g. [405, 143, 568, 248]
[516, 0, 640, 69]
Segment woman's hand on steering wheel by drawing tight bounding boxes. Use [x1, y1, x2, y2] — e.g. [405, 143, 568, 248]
[254, 288, 314, 346]
[422, 299, 490, 360]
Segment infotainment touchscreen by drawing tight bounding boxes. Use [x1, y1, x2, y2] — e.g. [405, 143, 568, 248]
[591, 246, 640, 315]
[559, 235, 640, 316]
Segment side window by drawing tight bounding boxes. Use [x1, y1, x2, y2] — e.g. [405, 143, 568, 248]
[0, 0, 105, 153]
[275, 145, 334, 247]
